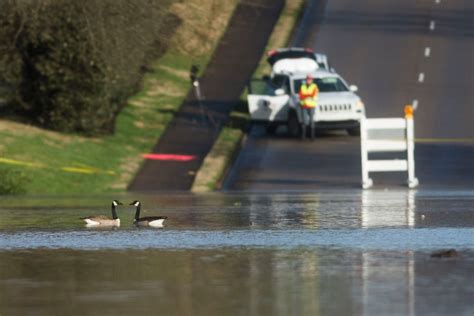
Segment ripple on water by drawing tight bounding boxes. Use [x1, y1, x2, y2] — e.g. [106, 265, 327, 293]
[1, 228, 473, 250]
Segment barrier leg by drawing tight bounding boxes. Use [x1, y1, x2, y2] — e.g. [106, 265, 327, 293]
[360, 118, 373, 189]
[406, 118, 419, 188]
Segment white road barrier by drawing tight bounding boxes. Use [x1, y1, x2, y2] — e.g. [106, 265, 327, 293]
[360, 107, 419, 189]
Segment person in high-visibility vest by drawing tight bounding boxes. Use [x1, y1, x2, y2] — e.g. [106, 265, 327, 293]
[299, 74, 319, 139]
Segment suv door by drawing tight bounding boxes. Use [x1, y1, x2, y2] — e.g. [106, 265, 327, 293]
[247, 76, 290, 122]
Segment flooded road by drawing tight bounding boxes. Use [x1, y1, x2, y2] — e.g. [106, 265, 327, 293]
[1, 190, 473, 315]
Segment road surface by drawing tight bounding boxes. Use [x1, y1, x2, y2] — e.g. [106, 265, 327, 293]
[224, 0, 474, 191]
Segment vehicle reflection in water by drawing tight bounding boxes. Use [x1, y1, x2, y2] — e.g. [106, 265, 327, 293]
[247, 194, 320, 229]
[0, 191, 473, 315]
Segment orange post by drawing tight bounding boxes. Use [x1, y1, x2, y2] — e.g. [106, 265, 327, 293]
[404, 105, 414, 119]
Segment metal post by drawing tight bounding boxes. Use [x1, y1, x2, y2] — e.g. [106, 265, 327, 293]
[190, 64, 216, 128]
[192, 79, 206, 123]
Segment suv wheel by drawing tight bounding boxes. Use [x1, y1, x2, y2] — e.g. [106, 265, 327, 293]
[266, 123, 278, 135]
[347, 127, 360, 136]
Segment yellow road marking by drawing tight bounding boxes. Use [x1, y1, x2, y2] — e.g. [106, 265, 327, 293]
[0, 158, 44, 168]
[415, 138, 474, 143]
[61, 167, 96, 174]
[0, 157, 115, 175]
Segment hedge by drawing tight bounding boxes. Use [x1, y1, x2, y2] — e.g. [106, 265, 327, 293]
[0, 0, 178, 135]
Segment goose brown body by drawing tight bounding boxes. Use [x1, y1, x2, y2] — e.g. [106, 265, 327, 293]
[80, 200, 122, 226]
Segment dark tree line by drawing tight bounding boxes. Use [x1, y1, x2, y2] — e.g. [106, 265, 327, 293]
[0, 0, 179, 135]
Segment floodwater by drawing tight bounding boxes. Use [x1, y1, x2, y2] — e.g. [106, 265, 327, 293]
[1, 190, 473, 315]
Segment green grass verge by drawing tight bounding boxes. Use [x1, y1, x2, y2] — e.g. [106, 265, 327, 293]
[192, 105, 250, 191]
[0, 0, 241, 195]
[191, 0, 306, 192]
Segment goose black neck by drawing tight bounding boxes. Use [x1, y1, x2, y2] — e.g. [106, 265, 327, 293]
[134, 204, 141, 220]
[111, 203, 119, 220]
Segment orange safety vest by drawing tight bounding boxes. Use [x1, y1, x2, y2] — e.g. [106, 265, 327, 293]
[299, 83, 318, 108]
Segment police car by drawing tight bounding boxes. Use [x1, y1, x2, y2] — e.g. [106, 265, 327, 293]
[247, 48, 365, 136]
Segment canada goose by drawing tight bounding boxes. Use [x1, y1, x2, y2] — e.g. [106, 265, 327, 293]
[80, 200, 123, 226]
[130, 200, 167, 227]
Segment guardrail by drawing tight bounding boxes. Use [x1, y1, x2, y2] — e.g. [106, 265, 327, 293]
[360, 106, 419, 189]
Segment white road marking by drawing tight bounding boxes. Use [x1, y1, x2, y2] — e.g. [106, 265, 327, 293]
[424, 47, 431, 57]
[412, 99, 419, 110]
[429, 20, 436, 30]
[418, 73, 425, 83]
[435, 0, 441, 4]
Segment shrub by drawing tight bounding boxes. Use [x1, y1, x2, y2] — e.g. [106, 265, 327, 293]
[0, 0, 178, 135]
[0, 166, 29, 195]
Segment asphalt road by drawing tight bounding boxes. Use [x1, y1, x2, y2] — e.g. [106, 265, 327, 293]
[128, 0, 284, 191]
[224, 0, 474, 191]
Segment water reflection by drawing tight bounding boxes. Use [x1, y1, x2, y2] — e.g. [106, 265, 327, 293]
[361, 251, 415, 315]
[0, 249, 330, 315]
[1, 191, 473, 249]
[361, 190, 416, 228]
[1, 248, 473, 315]
[1, 191, 473, 314]
[247, 194, 321, 229]
[360, 191, 415, 314]
[1, 190, 473, 231]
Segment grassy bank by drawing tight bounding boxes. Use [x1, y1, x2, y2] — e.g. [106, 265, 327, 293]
[191, 0, 306, 192]
[0, 0, 238, 194]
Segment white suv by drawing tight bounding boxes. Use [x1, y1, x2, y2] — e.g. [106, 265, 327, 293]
[248, 48, 365, 136]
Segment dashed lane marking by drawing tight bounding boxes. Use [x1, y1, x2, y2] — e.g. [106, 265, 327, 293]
[424, 47, 431, 57]
[418, 73, 425, 83]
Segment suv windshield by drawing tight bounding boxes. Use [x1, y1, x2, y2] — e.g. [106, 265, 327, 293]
[293, 77, 348, 93]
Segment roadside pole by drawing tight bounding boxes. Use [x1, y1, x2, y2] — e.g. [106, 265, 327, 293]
[190, 64, 216, 127]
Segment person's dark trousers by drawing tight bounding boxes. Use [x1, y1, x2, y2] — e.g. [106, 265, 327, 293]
[300, 107, 315, 139]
